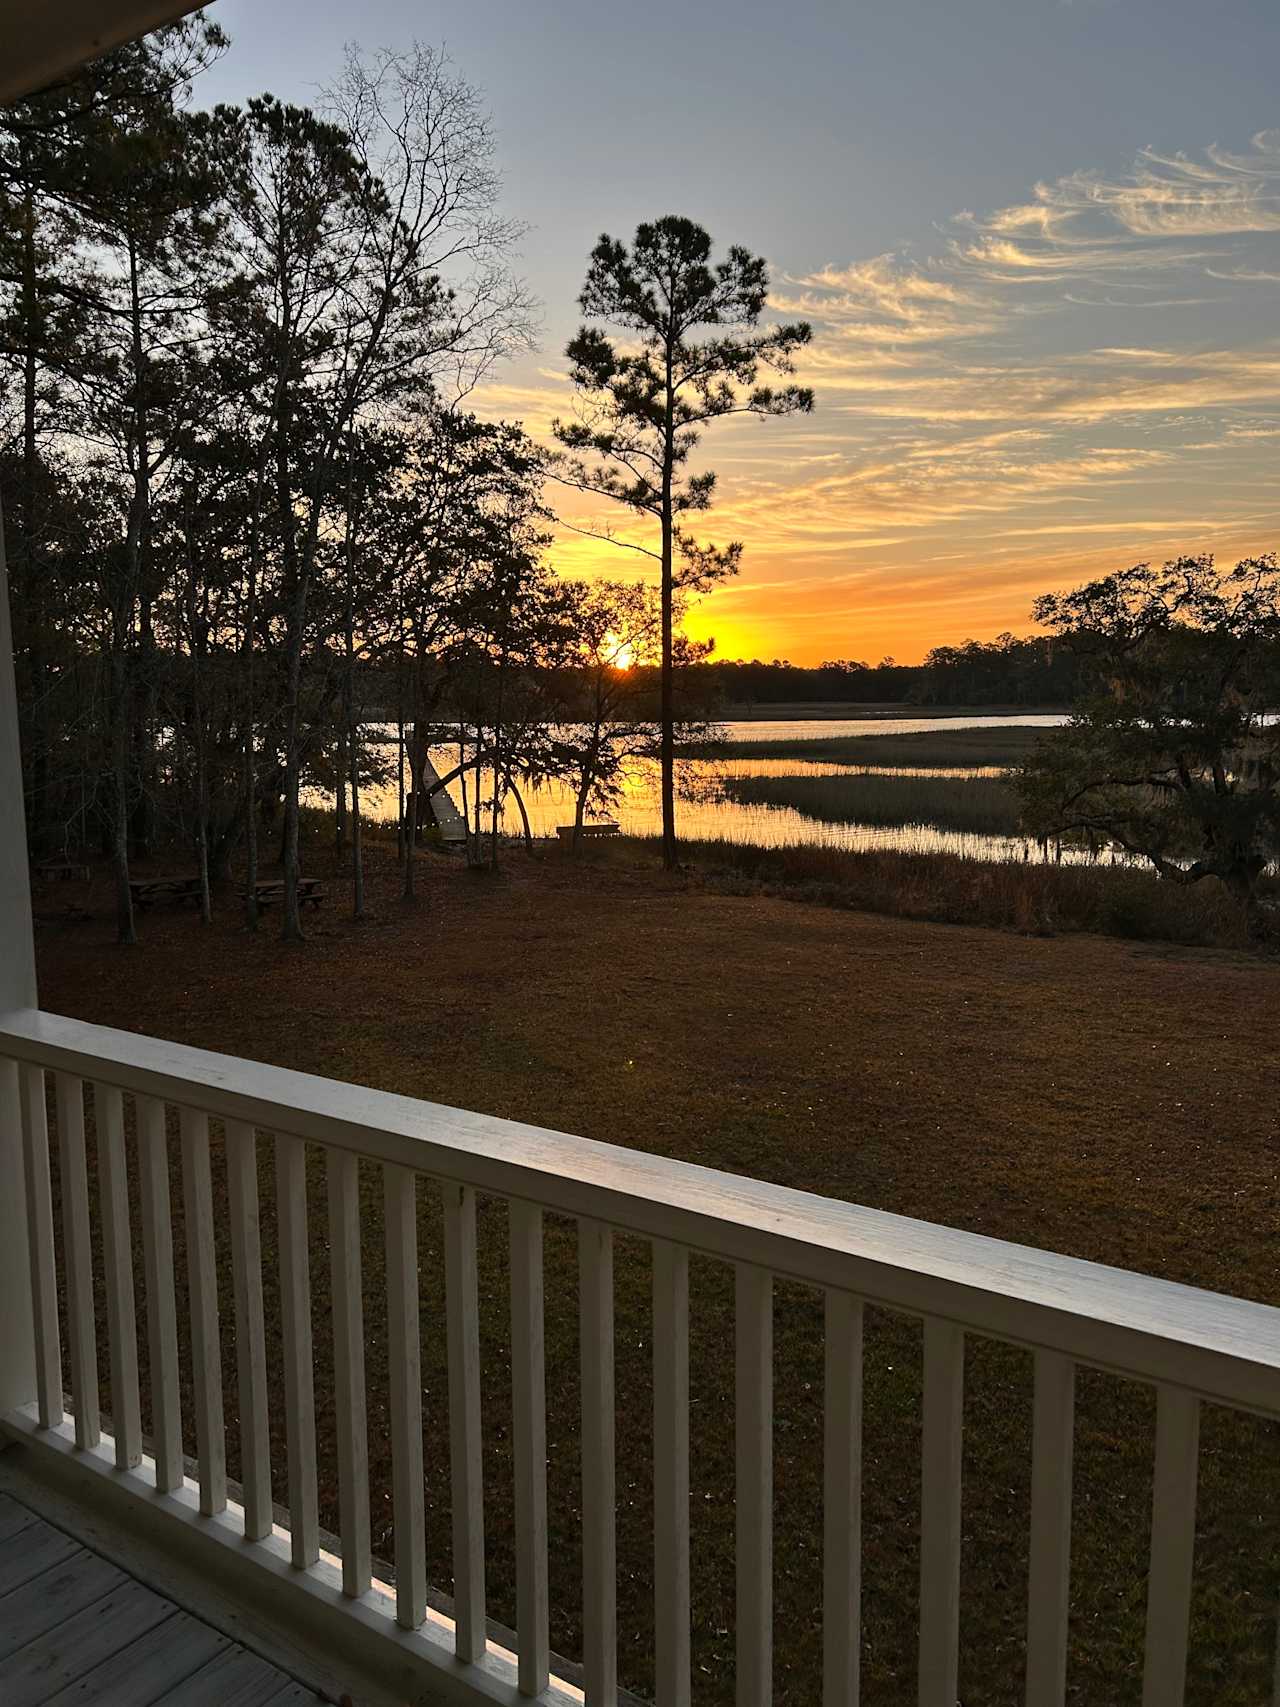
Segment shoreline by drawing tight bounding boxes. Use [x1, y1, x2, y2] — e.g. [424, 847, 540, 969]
[715, 700, 1069, 720]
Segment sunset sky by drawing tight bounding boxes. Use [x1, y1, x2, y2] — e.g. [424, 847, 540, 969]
[198, 0, 1280, 664]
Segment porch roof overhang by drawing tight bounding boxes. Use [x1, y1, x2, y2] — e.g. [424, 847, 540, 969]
[0, 0, 206, 105]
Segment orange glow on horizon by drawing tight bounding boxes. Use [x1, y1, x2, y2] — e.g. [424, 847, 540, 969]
[558, 509, 1280, 670]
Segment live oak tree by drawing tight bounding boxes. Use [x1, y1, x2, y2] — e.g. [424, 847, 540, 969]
[1017, 555, 1280, 935]
[554, 216, 813, 868]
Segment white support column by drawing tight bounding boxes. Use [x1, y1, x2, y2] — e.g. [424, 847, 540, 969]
[0, 499, 38, 1415]
[0, 504, 36, 1015]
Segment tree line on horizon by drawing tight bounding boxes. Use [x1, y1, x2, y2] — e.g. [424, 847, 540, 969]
[686, 631, 1083, 707]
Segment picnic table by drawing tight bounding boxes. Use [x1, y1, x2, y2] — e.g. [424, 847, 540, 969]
[34, 859, 90, 883]
[128, 874, 202, 907]
[237, 876, 327, 909]
[556, 822, 620, 841]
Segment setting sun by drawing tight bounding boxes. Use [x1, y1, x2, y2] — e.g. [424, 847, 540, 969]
[605, 632, 637, 670]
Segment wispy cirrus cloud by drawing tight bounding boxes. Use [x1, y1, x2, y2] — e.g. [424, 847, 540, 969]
[949, 132, 1280, 286]
[770, 253, 998, 344]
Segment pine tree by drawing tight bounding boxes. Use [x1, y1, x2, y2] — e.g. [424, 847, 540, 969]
[555, 216, 812, 868]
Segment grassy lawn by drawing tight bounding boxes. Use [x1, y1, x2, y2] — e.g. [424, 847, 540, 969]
[31, 845, 1280, 1706]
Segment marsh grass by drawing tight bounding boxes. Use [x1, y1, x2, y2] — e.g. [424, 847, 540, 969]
[711, 725, 1052, 769]
[646, 835, 1254, 947]
[720, 770, 1024, 835]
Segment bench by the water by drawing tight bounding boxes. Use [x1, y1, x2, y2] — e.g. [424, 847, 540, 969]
[556, 821, 620, 841]
[129, 874, 201, 907]
[237, 876, 326, 909]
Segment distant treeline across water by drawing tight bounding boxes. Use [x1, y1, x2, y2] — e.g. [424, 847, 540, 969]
[357, 632, 1079, 722]
[692, 632, 1079, 706]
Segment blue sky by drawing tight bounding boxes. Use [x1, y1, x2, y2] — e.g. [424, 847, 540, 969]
[196, 0, 1280, 661]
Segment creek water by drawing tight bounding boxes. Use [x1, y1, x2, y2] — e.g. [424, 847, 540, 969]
[313, 712, 1125, 867]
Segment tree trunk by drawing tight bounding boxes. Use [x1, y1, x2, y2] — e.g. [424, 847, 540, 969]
[396, 578, 406, 866]
[193, 766, 211, 924]
[490, 659, 507, 873]
[343, 494, 364, 920]
[403, 722, 425, 904]
[110, 649, 136, 946]
[1226, 861, 1268, 942]
[17, 170, 50, 860]
[350, 736, 365, 919]
[191, 667, 211, 927]
[180, 492, 212, 925]
[572, 771, 590, 852]
[660, 363, 677, 871]
[272, 250, 305, 944]
[281, 680, 304, 941]
[510, 779, 534, 855]
[242, 539, 260, 932]
[335, 732, 348, 854]
[403, 795, 417, 903]
[125, 229, 157, 865]
[459, 736, 476, 867]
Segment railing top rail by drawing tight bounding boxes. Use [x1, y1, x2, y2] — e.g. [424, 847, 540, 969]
[4, 1005, 1279, 1415]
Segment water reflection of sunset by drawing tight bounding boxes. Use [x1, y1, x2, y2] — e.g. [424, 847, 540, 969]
[309, 714, 1122, 868]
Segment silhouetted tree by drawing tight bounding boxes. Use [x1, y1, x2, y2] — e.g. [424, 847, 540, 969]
[554, 216, 812, 868]
[1017, 555, 1280, 935]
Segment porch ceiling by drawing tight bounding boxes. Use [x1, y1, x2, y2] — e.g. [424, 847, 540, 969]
[0, 1, 206, 105]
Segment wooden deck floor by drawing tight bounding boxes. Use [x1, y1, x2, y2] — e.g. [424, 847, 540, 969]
[0, 1492, 321, 1706]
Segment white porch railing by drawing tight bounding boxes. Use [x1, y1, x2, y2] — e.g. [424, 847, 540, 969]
[2, 1006, 1280, 1707]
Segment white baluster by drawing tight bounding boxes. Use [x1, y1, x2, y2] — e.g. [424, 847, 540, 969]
[919, 1319, 963, 1707]
[328, 1146, 371, 1596]
[1026, 1351, 1073, 1706]
[180, 1107, 225, 1514]
[384, 1162, 426, 1628]
[1142, 1386, 1199, 1707]
[138, 1096, 182, 1491]
[276, 1134, 318, 1568]
[510, 1200, 549, 1697]
[226, 1121, 272, 1540]
[444, 1181, 485, 1659]
[653, 1240, 690, 1707]
[580, 1219, 616, 1706]
[823, 1291, 863, 1707]
[736, 1263, 773, 1707]
[95, 1084, 141, 1468]
[55, 1073, 98, 1448]
[19, 1063, 61, 1429]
